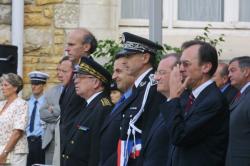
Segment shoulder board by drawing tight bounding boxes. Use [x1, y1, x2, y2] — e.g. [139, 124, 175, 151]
[100, 98, 112, 106]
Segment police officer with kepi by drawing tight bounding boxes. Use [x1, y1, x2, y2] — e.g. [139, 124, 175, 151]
[115, 32, 165, 166]
[26, 71, 49, 166]
[61, 57, 113, 166]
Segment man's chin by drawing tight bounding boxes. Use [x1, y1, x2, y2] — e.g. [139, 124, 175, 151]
[156, 87, 162, 92]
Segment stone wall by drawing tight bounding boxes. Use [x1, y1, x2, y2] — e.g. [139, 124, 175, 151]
[0, 0, 81, 98]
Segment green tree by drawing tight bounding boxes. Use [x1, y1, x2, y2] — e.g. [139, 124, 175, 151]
[195, 24, 225, 56]
[92, 25, 225, 73]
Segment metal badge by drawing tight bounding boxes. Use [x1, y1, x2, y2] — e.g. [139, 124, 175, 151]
[129, 107, 137, 110]
[149, 74, 157, 86]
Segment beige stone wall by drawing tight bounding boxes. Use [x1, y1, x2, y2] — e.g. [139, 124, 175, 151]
[0, 0, 80, 98]
[23, 0, 68, 98]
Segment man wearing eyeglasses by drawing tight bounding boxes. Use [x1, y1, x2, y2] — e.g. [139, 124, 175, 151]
[161, 40, 229, 166]
[139, 53, 180, 166]
[61, 57, 113, 166]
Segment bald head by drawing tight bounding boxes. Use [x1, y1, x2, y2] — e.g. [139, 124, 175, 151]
[154, 53, 180, 97]
[65, 28, 97, 64]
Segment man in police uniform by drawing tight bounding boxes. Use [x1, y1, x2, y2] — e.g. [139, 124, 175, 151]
[26, 71, 49, 166]
[115, 32, 165, 166]
[61, 57, 113, 166]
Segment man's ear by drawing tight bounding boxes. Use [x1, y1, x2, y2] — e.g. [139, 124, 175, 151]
[142, 53, 150, 64]
[93, 78, 101, 89]
[222, 75, 229, 85]
[83, 43, 91, 52]
[243, 68, 250, 78]
[202, 62, 212, 74]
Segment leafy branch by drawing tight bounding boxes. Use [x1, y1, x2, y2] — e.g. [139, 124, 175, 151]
[195, 24, 225, 56]
[93, 25, 225, 73]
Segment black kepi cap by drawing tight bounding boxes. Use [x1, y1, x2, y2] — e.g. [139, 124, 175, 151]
[116, 32, 163, 58]
[75, 57, 112, 87]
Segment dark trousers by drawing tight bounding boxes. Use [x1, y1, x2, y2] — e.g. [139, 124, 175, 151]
[27, 136, 45, 166]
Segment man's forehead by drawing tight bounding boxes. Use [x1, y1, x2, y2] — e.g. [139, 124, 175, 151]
[158, 62, 173, 71]
[229, 61, 239, 68]
[114, 59, 127, 66]
[181, 45, 200, 59]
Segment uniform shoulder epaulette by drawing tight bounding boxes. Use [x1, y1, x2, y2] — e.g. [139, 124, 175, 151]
[100, 97, 112, 106]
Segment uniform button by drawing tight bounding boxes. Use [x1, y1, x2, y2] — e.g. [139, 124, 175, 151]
[120, 127, 122, 130]
[130, 114, 133, 118]
[71, 140, 74, 144]
[66, 155, 69, 159]
[122, 114, 125, 118]
[62, 154, 65, 158]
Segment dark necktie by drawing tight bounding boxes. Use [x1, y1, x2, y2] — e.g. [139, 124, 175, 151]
[184, 93, 195, 112]
[233, 91, 241, 103]
[235, 91, 241, 99]
[29, 100, 38, 132]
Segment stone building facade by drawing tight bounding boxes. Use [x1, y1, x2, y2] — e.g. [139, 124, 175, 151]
[0, 0, 119, 98]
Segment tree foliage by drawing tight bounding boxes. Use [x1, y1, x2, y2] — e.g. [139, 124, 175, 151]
[195, 24, 225, 56]
[92, 25, 225, 73]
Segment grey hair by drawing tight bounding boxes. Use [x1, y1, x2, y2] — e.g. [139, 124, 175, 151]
[0, 73, 23, 93]
[229, 56, 250, 69]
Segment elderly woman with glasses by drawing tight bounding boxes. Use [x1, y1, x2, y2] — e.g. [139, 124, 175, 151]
[0, 73, 28, 166]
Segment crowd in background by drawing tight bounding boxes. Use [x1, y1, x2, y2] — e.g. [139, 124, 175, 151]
[0, 27, 249, 166]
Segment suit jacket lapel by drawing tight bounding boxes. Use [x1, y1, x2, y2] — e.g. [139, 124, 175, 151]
[65, 93, 105, 147]
[60, 80, 75, 110]
[184, 83, 217, 120]
[100, 88, 139, 133]
[100, 70, 154, 133]
[230, 86, 250, 110]
[143, 114, 164, 150]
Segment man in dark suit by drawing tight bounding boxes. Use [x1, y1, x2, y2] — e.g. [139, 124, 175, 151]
[161, 40, 229, 166]
[114, 32, 165, 166]
[53, 56, 74, 166]
[140, 53, 180, 166]
[226, 56, 250, 166]
[99, 56, 135, 166]
[59, 28, 97, 162]
[61, 57, 113, 166]
[213, 62, 238, 104]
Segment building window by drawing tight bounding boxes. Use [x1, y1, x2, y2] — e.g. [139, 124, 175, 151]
[239, 0, 250, 22]
[178, 0, 224, 22]
[121, 0, 149, 19]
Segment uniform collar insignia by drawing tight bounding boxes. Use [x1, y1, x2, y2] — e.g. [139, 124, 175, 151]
[139, 81, 147, 87]
[149, 74, 157, 86]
